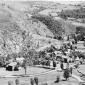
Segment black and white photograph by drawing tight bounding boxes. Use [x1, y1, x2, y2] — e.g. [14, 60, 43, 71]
[0, 0, 85, 85]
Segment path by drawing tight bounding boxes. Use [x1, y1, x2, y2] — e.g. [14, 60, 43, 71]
[72, 74, 84, 82]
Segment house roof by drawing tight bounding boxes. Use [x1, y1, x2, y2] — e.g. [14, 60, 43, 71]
[62, 55, 68, 59]
[16, 57, 24, 61]
[36, 44, 52, 52]
[75, 57, 79, 61]
[8, 62, 17, 66]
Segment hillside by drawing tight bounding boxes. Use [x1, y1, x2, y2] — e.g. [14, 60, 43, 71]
[0, 4, 23, 56]
[0, 2, 55, 57]
[32, 14, 63, 37]
[0, 1, 78, 57]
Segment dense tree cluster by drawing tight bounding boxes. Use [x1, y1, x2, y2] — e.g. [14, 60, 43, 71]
[32, 14, 63, 39]
[76, 26, 85, 34]
[71, 51, 85, 59]
[73, 26, 85, 41]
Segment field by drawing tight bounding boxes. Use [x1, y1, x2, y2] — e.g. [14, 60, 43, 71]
[0, 65, 82, 85]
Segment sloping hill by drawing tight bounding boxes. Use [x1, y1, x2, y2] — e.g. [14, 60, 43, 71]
[0, 4, 24, 56]
[32, 14, 63, 37]
[0, 1, 77, 57]
[0, 2, 55, 57]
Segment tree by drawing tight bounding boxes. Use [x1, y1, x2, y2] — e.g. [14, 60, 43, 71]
[60, 62, 64, 70]
[22, 49, 39, 75]
[63, 68, 69, 80]
[21, 33, 33, 75]
[30, 78, 34, 85]
[22, 58, 27, 75]
[39, 51, 46, 58]
[34, 77, 38, 85]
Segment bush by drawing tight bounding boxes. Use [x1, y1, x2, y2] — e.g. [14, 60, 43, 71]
[8, 80, 13, 85]
[34, 77, 38, 85]
[30, 78, 34, 85]
[55, 75, 60, 83]
[15, 79, 19, 85]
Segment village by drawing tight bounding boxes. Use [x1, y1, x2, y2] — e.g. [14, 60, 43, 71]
[1, 21, 85, 85]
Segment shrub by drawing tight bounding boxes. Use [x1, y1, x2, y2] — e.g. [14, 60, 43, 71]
[15, 79, 20, 85]
[30, 78, 34, 85]
[34, 77, 38, 85]
[8, 80, 13, 85]
[55, 75, 60, 83]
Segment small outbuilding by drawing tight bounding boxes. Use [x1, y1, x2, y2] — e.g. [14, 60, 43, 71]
[6, 62, 18, 71]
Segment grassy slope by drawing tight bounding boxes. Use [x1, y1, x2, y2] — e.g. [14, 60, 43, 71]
[0, 2, 55, 56]
[0, 4, 24, 56]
